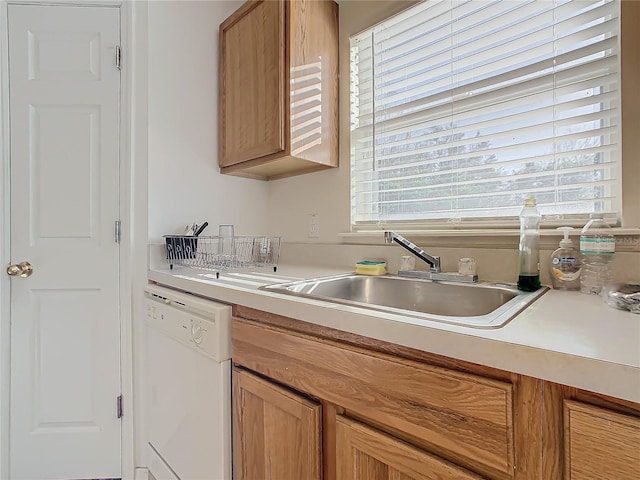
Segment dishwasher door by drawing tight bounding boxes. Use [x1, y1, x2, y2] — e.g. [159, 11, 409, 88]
[144, 285, 231, 480]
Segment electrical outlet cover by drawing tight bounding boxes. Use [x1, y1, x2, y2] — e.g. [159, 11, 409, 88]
[308, 213, 320, 238]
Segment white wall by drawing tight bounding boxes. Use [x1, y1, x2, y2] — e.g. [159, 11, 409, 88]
[148, 0, 269, 241]
[267, 166, 349, 243]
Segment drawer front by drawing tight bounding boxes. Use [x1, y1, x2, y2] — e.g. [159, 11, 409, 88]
[564, 400, 640, 480]
[233, 318, 514, 477]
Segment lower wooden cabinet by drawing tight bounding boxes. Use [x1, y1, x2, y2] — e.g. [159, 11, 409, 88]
[336, 415, 483, 480]
[563, 400, 640, 480]
[232, 367, 321, 480]
[231, 310, 640, 480]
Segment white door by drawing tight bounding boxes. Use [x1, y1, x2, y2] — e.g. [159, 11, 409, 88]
[7, 5, 122, 479]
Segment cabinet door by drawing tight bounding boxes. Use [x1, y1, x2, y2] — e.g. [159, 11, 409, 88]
[219, 0, 286, 167]
[564, 400, 640, 479]
[335, 415, 484, 480]
[233, 367, 321, 480]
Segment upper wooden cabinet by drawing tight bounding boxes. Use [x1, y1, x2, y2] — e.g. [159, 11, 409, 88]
[219, 0, 339, 180]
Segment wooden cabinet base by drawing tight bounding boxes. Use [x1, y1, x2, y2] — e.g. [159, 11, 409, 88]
[231, 312, 640, 480]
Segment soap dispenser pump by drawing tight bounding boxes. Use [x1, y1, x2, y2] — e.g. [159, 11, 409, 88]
[550, 227, 581, 291]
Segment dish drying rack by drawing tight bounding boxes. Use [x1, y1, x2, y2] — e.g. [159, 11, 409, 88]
[164, 235, 281, 274]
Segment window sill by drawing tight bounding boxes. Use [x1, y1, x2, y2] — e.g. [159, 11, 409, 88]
[339, 228, 640, 251]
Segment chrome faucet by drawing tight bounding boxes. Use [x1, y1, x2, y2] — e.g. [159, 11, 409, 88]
[384, 231, 478, 283]
[384, 231, 441, 272]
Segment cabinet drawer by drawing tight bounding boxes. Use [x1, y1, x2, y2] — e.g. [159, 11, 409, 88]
[564, 400, 640, 480]
[336, 415, 484, 480]
[233, 318, 514, 477]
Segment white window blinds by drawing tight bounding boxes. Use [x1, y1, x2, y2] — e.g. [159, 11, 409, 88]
[350, 0, 620, 228]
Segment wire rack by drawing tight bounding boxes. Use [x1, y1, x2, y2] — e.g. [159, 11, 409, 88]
[164, 235, 281, 272]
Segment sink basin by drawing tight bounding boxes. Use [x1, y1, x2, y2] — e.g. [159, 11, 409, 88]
[259, 274, 548, 328]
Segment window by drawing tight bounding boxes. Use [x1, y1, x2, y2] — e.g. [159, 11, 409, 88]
[350, 0, 620, 229]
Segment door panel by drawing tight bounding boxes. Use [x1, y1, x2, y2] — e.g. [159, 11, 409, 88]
[7, 5, 121, 479]
[27, 30, 103, 82]
[30, 289, 101, 429]
[29, 105, 100, 239]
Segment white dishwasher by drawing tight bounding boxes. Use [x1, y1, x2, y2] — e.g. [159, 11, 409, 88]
[144, 284, 231, 480]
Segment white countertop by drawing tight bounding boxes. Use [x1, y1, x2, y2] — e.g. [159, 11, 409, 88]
[148, 264, 640, 403]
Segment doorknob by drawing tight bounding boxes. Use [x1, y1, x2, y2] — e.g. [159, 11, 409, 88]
[7, 261, 33, 278]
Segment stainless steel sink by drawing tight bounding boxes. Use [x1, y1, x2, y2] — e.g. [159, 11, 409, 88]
[259, 274, 548, 328]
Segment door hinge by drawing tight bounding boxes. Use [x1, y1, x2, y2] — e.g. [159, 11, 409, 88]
[115, 45, 122, 70]
[115, 220, 121, 244]
[117, 395, 123, 419]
